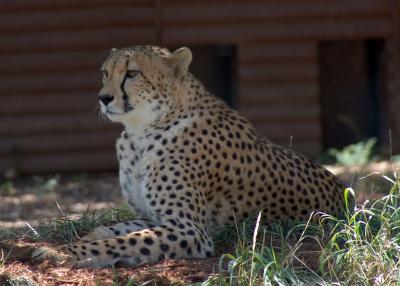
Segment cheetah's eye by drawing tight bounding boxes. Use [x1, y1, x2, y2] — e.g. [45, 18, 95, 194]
[126, 70, 140, 79]
[101, 70, 108, 77]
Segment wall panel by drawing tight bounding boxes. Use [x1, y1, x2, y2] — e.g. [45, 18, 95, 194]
[0, 0, 394, 173]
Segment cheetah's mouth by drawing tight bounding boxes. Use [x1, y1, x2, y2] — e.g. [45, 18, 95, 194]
[100, 104, 125, 117]
[105, 110, 124, 116]
[103, 105, 134, 116]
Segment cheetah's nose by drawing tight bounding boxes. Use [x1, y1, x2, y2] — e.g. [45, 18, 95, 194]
[98, 94, 114, 106]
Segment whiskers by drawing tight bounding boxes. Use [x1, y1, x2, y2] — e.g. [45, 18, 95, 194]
[123, 102, 134, 113]
[93, 104, 107, 122]
[93, 101, 133, 122]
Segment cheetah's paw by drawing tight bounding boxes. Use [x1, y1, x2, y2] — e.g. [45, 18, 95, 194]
[32, 246, 71, 266]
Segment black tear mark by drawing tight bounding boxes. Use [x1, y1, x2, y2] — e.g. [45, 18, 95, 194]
[120, 73, 134, 112]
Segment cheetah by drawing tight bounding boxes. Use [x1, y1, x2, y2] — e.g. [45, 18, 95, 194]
[33, 46, 346, 268]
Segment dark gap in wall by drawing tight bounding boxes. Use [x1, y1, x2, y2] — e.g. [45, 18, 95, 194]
[172, 45, 237, 108]
[318, 39, 385, 150]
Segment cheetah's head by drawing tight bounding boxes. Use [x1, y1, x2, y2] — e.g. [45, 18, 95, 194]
[98, 45, 192, 132]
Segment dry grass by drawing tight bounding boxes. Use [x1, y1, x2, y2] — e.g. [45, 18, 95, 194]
[0, 162, 397, 285]
[0, 240, 221, 285]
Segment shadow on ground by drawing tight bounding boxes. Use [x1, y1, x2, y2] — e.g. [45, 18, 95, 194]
[0, 162, 397, 285]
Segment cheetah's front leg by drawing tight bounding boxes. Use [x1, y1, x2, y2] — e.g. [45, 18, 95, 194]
[32, 219, 156, 265]
[34, 220, 212, 268]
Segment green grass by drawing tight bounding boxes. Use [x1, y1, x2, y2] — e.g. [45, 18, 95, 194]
[3, 166, 400, 285]
[203, 215, 325, 285]
[4, 175, 400, 286]
[0, 181, 17, 196]
[2, 207, 135, 243]
[320, 178, 400, 285]
[5, 176, 400, 285]
[36, 207, 135, 243]
[201, 173, 400, 286]
[318, 137, 377, 166]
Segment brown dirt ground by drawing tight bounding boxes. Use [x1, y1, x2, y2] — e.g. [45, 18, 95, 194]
[0, 173, 226, 285]
[0, 162, 397, 285]
[0, 239, 220, 285]
[0, 236, 320, 286]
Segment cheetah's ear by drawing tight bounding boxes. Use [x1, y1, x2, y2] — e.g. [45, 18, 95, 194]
[169, 47, 192, 80]
[110, 48, 118, 54]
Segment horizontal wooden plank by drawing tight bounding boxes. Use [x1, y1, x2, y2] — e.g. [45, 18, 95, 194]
[238, 41, 317, 63]
[0, 27, 156, 53]
[164, 0, 387, 24]
[0, 5, 153, 33]
[239, 83, 319, 104]
[0, 50, 107, 75]
[0, 92, 99, 115]
[239, 62, 318, 83]
[0, 129, 120, 155]
[163, 18, 391, 45]
[1, 150, 118, 174]
[0, 0, 147, 12]
[252, 121, 321, 141]
[250, 119, 323, 155]
[0, 113, 115, 136]
[240, 102, 320, 122]
[0, 71, 100, 93]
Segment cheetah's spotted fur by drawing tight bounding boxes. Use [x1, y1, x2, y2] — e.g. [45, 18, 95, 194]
[33, 46, 345, 268]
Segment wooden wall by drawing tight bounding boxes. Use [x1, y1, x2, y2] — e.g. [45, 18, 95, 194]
[0, 0, 396, 174]
[161, 0, 392, 155]
[0, 0, 155, 173]
[237, 41, 320, 154]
